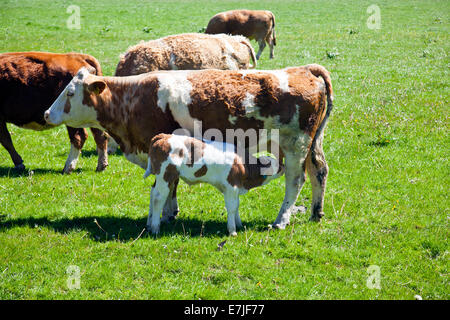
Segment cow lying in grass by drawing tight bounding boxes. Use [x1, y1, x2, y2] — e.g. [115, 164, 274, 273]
[144, 133, 284, 236]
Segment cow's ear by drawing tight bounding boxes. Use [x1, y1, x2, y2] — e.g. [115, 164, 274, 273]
[87, 80, 106, 95]
[86, 66, 97, 75]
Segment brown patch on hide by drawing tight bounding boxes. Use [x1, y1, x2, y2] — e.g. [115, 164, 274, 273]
[194, 164, 208, 177]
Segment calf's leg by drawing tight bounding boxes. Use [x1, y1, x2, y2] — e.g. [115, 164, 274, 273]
[224, 189, 240, 236]
[147, 177, 171, 234]
[0, 120, 24, 171]
[161, 178, 180, 223]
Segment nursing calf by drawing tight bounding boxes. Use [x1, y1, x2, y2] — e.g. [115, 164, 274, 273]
[145, 133, 284, 235]
[45, 65, 333, 229]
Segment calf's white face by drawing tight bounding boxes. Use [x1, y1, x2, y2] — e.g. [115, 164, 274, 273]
[44, 67, 105, 129]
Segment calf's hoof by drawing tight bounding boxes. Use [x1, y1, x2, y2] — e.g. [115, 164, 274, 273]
[229, 231, 238, 237]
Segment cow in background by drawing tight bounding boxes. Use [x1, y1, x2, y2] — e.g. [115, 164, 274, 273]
[0, 52, 109, 173]
[205, 10, 277, 60]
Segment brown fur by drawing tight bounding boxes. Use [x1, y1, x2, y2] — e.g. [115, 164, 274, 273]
[115, 33, 256, 76]
[184, 137, 206, 167]
[205, 10, 276, 59]
[149, 133, 172, 175]
[194, 164, 208, 177]
[0, 51, 108, 172]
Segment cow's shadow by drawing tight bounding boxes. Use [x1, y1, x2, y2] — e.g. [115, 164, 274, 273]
[0, 166, 75, 178]
[0, 214, 272, 242]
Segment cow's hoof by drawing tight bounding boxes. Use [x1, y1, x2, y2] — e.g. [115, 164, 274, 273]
[309, 212, 324, 222]
[14, 163, 26, 172]
[272, 222, 288, 230]
[96, 162, 108, 172]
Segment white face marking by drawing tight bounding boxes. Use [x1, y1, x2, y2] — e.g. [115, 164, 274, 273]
[156, 71, 198, 133]
[45, 68, 103, 129]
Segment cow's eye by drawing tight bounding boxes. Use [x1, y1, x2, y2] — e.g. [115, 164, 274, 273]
[67, 91, 74, 97]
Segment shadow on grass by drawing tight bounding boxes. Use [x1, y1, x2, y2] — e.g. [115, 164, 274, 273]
[0, 214, 273, 242]
[0, 166, 83, 178]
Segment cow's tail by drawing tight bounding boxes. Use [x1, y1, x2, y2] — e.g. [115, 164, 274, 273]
[271, 12, 277, 46]
[240, 39, 257, 69]
[306, 64, 333, 157]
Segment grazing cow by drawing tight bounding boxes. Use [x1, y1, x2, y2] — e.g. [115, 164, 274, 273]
[0, 52, 108, 173]
[144, 133, 284, 235]
[205, 10, 277, 60]
[115, 33, 257, 76]
[44, 64, 333, 229]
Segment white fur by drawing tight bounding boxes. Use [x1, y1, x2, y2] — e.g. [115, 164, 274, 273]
[156, 71, 198, 134]
[45, 68, 103, 129]
[63, 143, 81, 174]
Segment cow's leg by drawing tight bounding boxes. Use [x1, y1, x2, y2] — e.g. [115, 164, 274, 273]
[224, 189, 240, 236]
[161, 178, 180, 223]
[107, 136, 119, 154]
[255, 38, 267, 60]
[305, 136, 329, 221]
[147, 177, 171, 235]
[272, 150, 308, 229]
[64, 126, 88, 174]
[91, 128, 108, 172]
[0, 120, 24, 171]
[265, 33, 275, 59]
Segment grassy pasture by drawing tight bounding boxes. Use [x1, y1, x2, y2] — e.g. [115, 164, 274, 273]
[0, 0, 448, 299]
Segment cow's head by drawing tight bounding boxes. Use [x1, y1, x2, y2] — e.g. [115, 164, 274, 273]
[44, 67, 107, 129]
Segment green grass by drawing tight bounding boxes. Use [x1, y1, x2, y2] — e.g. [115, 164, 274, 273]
[0, 0, 448, 299]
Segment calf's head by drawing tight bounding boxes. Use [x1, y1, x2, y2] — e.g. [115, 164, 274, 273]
[44, 67, 106, 129]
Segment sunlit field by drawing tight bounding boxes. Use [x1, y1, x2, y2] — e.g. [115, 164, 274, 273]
[0, 0, 448, 299]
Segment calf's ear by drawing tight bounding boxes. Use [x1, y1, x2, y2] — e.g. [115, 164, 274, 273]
[87, 80, 106, 95]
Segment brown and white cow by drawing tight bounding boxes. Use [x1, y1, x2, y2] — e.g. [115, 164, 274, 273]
[0, 52, 108, 173]
[44, 64, 333, 229]
[205, 10, 276, 60]
[144, 133, 284, 235]
[115, 33, 257, 76]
